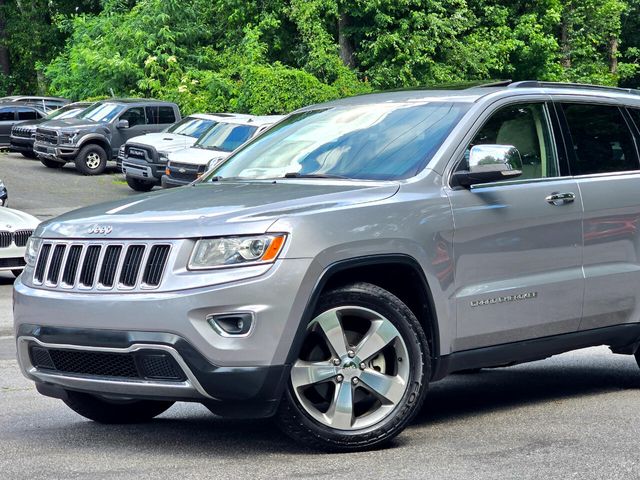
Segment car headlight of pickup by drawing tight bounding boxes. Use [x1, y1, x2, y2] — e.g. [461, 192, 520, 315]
[188, 234, 286, 270]
[207, 157, 224, 171]
[158, 152, 169, 163]
[59, 131, 79, 145]
[24, 237, 42, 267]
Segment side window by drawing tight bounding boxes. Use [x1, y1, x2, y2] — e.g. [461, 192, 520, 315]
[561, 103, 639, 175]
[158, 106, 176, 124]
[145, 106, 159, 124]
[461, 102, 558, 179]
[0, 107, 15, 121]
[120, 107, 146, 127]
[17, 108, 40, 120]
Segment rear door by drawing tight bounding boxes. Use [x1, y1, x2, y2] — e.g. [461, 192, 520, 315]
[0, 106, 17, 145]
[556, 100, 640, 331]
[446, 98, 584, 351]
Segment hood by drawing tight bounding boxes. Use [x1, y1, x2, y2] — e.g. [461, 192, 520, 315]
[0, 207, 40, 229]
[128, 133, 196, 153]
[39, 118, 100, 131]
[168, 147, 230, 166]
[14, 119, 43, 130]
[35, 181, 399, 240]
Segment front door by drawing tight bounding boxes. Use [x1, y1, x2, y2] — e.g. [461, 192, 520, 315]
[112, 107, 149, 156]
[446, 100, 584, 351]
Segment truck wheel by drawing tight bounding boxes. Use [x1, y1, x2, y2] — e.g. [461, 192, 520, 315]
[277, 282, 429, 452]
[126, 176, 155, 192]
[75, 144, 107, 175]
[20, 151, 37, 159]
[40, 158, 65, 169]
[63, 390, 174, 424]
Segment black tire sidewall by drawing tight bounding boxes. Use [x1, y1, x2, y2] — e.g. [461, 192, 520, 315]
[75, 144, 107, 175]
[279, 282, 429, 450]
[126, 176, 155, 192]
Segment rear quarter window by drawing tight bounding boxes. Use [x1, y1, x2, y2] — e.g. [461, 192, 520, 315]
[158, 107, 176, 124]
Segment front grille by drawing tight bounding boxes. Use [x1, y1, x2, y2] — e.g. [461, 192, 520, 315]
[168, 162, 203, 182]
[35, 128, 58, 145]
[12, 127, 34, 138]
[0, 229, 34, 248]
[33, 241, 172, 290]
[125, 144, 155, 162]
[29, 346, 186, 381]
[0, 257, 26, 268]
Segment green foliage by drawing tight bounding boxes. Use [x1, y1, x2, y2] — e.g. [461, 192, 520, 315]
[4, 0, 640, 114]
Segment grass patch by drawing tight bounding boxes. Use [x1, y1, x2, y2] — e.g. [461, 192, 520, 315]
[112, 179, 127, 186]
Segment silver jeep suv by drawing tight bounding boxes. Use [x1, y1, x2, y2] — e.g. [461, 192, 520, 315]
[14, 81, 640, 451]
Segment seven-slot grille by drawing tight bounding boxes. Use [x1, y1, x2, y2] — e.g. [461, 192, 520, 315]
[0, 229, 34, 248]
[12, 127, 34, 138]
[35, 128, 58, 145]
[34, 241, 171, 290]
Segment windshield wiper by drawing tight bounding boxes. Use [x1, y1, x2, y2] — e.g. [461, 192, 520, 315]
[283, 172, 348, 179]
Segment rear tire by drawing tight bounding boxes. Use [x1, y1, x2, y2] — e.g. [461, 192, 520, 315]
[20, 151, 37, 159]
[40, 158, 65, 169]
[276, 282, 429, 452]
[63, 390, 174, 424]
[126, 176, 155, 192]
[75, 144, 107, 175]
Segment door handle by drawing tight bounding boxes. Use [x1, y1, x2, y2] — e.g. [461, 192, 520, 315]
[545, 192, 576, 206]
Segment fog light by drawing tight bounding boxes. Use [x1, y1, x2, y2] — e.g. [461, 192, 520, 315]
[207, 313, 253, 337]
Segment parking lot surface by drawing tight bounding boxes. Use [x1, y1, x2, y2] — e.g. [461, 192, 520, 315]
[1, 152, 639, 479]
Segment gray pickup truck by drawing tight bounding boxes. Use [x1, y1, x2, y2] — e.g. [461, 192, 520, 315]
[33, 99, 180, 175]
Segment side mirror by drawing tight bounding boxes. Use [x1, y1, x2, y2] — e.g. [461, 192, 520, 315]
[116, 119, 129, 129]
[452, 144, 523, 188]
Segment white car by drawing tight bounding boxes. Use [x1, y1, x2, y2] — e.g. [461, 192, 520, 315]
[161, 115, 284, 188]
[0, 207, 39, 277]
[120, 113, 252, 191]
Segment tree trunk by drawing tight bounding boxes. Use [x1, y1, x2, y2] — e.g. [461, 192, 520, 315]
[609, 36, 618, 74]
[337, 13, 355, 68]
[560, 17, 571, 69]
[0, 0, 10, 77]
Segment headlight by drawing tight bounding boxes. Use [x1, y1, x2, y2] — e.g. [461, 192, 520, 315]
[24, 237, 42, 267]
[118, 145, 125, 156]
[189, 234, 286, 270]
[158, 152, 169, 163]
[60, 131, 79, 145]
[207, 157, 223, 171]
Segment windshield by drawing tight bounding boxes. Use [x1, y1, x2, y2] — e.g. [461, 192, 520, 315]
[79, 102, 126, 122]
[206, 102, 469, 181]
[46, 105, 86, 120]
[166, 116, 217, 138]
[195, 123, 258, 152]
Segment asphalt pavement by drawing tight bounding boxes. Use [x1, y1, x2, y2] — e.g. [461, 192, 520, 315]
[0, 152, 639, 479]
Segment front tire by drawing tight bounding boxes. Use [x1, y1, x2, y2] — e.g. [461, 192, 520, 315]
[40, 158, 65, 169]
[75, 144, 107, 175]
[126, 176, 155, 192]
[277, 282, 429, 451]
[63, 390, 174, 424]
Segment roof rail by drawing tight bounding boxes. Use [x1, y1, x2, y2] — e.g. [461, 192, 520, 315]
[509, 80, 640, 96]
[466, 80, 513, 89]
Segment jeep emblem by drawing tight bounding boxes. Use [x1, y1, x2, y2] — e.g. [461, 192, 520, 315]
[87, 225, 113, 235]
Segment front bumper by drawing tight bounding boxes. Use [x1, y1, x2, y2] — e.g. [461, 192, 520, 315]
[9, 136, 34, 153]
[17, 324, 288, 418]
[161, 174, 190, 188]
[33, 141, 78, 161]
[122, 158, 163, 183]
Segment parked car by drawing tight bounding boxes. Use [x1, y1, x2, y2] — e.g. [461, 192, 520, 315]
[33, 99, 181, 175]
[121, 113, 246, 192]
[0, 103, 46, 147]
[0, 96, 70, 112]
[0, 206, 38, 276]
[16, 81, 640, 451]
[162, 115, 283, 188]
[9, 102, 92, 159]
[0, 178, 7, 206]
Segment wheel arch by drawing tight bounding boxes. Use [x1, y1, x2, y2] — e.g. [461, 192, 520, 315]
[285, 254, 442, 379]
[77, 136, 112, 159]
